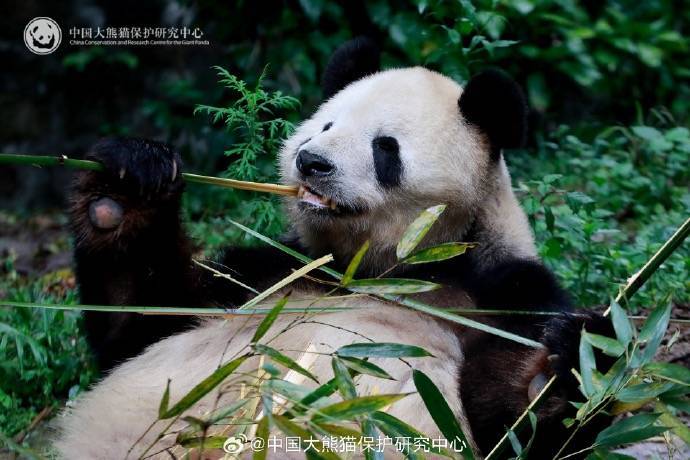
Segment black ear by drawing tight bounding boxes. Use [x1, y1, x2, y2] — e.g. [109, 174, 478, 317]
[322, 37, 380, 99]
[458, 69, 527, 157]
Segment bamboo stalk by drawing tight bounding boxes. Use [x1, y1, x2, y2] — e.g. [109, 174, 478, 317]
[485, 376, 557, 460]
[606, 216, 690, 315]
[0, 153, 298, 197]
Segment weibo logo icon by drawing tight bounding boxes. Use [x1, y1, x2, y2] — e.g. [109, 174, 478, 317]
[24, 17, 62, 55]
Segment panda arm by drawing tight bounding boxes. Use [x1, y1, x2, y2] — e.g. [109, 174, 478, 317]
[70, 138, 304, 369]
[459, 259, 613, 457]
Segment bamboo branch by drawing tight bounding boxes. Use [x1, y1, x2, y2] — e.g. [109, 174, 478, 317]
[0, 153, 298, 197]
[606, 216, 690, 315]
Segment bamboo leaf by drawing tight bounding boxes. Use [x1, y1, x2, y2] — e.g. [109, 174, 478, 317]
[158, 379, 171, 418]
[264, 379, 313, 403]
[242, 254, 332, 309]
[251, 293, 290, 343]
[177, 436, 228, 449]
[579, 332, 597, 397]
[583, 332, 625, 357]
[608, 300, 633, 346]
[656, 401, 690, 445]
[161, 355, 247, 419]
[254, 343, 319, 383]
[332, 357, 357, 399]
[339, 356, 394, 380]
[370, 411, 453, 458]
[403, 242, 476, 265]
[396, 205, 447, 260]
[206, 398, 251, 424]
[595, 413, 667, 447]
[347, 278, 441, 294]
[253, 417, 270, 460]
[342, 241, 370, 285]
[412, 369, 475, 459]
[313, 394, 410, 422]
[643, 362, 690, 385]
[639, 302, 672, 363]
[616, 382, 677, 403]
[271, 415, 340, 460]
[337, 342, 433, 358]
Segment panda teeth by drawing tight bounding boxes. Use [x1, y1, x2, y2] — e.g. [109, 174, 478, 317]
[298, 185, 337, 210]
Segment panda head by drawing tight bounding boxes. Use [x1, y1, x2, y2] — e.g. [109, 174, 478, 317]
[279, 38, 529, 265]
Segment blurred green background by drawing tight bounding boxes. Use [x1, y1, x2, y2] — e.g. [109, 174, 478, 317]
[0, 0, 688, 446]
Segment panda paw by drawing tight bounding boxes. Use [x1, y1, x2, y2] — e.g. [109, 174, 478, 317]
[528, 311, 614, 405]
[85, 137, 183, 200]
[70, 138, 185, 247]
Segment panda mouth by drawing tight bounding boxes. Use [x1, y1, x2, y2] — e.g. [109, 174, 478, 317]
[297, 185, 338, 210]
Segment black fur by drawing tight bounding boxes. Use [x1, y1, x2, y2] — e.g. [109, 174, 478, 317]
[372, 136, 402, 187]
[322, 36, 380, 99]
[458, 69, 528, 159]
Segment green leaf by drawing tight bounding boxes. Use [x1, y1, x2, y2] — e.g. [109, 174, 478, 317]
[337, 342, 433, 358]
[639, 302, 672, 363]
[347, 278, 441, 294]
[332, 357, 357, 399]
[587, 448, 637, 459]
[595, 413, 667, 447]
[253, 417, 270, 460]
[254, 343, 319, 383]
[161, 356, 247, 419]
[609, 300, 633, 346]
[412, 369, 475, 459]
[313, 394, 410, 422]
[643, 362, 690, 385]
[403, 242, 476, 264]
[271, 415, 340, 460]
[264, 379, 313, 403]
[158, 378, 171, 419]
[370, 411, 450, 458]
[656, 401, 690, 445]
[206, 398, 251, 424]
[616, 382, 677, 403]
[579, 333, 597, 397]
[342, 241, 370, 285]
[339, 356, 394, 380]
[251, 293, 289, 343]
[583, 332, 625, 357]
[396, 205, 446, 259]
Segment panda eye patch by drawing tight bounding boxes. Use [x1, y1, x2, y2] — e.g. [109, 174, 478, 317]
[372, 136, 402, 187]
[373, 136, 399, 153]
[323, 122, 333, 132]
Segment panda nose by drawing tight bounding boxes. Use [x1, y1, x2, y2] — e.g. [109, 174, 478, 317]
[296, 150, 334, 177]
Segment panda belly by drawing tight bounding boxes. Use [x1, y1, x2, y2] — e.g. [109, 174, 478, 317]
[54, 292, 474, 459]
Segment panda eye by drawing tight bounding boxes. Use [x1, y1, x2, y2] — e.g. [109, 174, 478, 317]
[322, 122, 333, 132]
[373, 136, 399, 154]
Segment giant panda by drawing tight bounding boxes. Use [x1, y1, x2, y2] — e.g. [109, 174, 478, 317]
[56, 38, 611, 458]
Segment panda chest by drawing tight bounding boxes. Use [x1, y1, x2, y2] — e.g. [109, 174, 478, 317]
[247, 290, 468, 439]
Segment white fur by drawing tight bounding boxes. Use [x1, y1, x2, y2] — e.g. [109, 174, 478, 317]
[55, 296, 475, 458]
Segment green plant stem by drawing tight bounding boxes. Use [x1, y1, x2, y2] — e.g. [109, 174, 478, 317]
[0, 153, 298, 196]
[484, 376, 557, 460]
[606, 216, 690, 314]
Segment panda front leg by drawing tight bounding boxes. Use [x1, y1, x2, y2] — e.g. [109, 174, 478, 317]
[460, 259, 613, 459]
[70, 138, 212, 370]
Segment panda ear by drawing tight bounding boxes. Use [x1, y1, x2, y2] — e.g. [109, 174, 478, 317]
[322, 37, 380, 99]
[458, 69, 528, 156]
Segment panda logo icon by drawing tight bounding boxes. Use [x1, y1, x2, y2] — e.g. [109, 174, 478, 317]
[24, 17, 62, 55]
